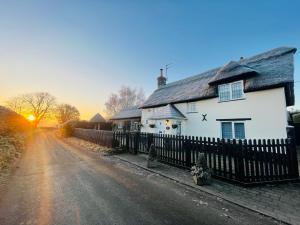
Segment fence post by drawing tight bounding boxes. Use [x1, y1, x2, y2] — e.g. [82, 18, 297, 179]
[126, 132, 129, 152]
[133, 132, 140, 154]
[288, 138, 299, 178]
[236, 139, 245, 182]
[112, 132, 115, 148]
[185, 136, 191, 168]
[147, 133, 153, 150]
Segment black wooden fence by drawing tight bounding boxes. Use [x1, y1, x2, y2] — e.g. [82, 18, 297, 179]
[113, 131, 299, 185]
[294, 123, 300, 146]
[73, 128, 114, 147]
[72, 129, 299, 185]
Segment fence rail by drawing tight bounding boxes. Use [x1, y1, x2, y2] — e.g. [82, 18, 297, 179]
[73, 129, 299, 185]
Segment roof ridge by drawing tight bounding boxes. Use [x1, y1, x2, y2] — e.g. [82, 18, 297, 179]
[157, 46, 296, 90]
[239, 46, 296, 64]
[157, 67, 220, 90]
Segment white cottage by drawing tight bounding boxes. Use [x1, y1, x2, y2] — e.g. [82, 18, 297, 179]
[141, 47, 297, 139]
[110, 106, 142, 132]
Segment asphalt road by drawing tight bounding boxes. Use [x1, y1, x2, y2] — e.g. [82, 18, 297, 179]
[0, 131, 278, 225]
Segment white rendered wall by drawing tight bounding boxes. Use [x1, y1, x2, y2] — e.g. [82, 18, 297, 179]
[141, 88, 288, 139]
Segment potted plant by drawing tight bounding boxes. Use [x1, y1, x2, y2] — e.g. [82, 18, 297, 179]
[166, 126, 170, 130]
[172, 124, 178, 129]
[191, 153, 211, 186]
[149, 124, 155, 128]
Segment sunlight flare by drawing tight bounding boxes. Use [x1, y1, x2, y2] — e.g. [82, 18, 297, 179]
[27, 115, 36, 122]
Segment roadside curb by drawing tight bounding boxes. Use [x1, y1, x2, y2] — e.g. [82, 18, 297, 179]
[113, 155, 288, 225]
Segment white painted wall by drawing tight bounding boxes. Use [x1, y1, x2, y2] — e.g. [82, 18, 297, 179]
[141, 87, 288, 139]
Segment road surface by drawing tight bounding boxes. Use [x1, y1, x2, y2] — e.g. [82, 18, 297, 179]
[0, 131, 278, 225]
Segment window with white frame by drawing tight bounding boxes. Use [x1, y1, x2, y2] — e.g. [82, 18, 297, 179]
[187, 102, 197, 113]
[218, 81, 244, 102]
[221, 121, 245, 139]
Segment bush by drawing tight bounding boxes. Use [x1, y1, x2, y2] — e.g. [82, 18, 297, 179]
[59, 123, 74, 137]
[0, 106, 31, 136]
[0, 134, 25, 170]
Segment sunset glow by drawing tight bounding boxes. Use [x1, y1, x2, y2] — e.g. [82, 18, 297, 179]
[27, 115, 36, 122]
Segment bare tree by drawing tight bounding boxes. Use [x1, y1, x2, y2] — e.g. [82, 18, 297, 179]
[55, 104, 80, 124]
[105, 93, 120, 116]
[136, 88, 146, 106]
[5, 96, 24, 114]
[105, 86, 146, 117]
[6, 92, 56, 128]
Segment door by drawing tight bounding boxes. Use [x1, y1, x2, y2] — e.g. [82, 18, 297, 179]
[156, 121, 164, 134]
[176, 121, 182, 135]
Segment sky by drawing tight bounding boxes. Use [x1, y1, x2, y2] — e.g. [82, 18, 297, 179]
[0, 0, 300, 121]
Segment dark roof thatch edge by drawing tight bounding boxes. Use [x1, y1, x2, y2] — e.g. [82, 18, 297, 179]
[208, 71, 258, 85]
[141, 96, 217, 109]
[141, 82, 293, 109]
[110, 116, 141, 121]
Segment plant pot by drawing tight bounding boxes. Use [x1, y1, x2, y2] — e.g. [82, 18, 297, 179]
[193, 175, 207, 186]
[172, 124, 178, 129]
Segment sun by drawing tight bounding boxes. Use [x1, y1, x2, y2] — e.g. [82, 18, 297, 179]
[27, 115, 36, 122]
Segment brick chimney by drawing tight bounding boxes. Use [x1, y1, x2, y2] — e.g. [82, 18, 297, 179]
[157, 68, 167, 88]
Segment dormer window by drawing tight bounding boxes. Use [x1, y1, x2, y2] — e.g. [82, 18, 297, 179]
[218, 81, 244, 102]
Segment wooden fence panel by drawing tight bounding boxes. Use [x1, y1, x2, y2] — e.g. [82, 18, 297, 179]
[73, 129, 299, 185]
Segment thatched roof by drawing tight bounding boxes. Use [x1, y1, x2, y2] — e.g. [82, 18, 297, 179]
[209, 61, 258, 85]
[149, 104, 186, 120]
[90, 113, 106, 123]
[142, 47, 296, 108]
[110, 106, 141, 120]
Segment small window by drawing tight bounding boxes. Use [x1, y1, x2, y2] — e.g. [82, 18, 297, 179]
[221, 121, 245, 139]
[187, 102, 197, 113]
[218, 81, 244, 102]
[231, 82, 243, 99]
[219, 84, 231, 102]
[234, 122, 245, 139]
[221, 122, 233, 139]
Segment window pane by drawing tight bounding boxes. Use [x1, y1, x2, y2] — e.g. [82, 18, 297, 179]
[222, 122, 233, 139]
[234, 123, 245, 139]
[188, 103, 196, 112]
[219, 84, 230, 101]
[231, 82, 243, 99]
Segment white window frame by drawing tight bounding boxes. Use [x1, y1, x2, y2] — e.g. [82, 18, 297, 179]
[187, 102, 197, 113]
[218, 80, 245, 102]
[220, 121, 246, 139]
